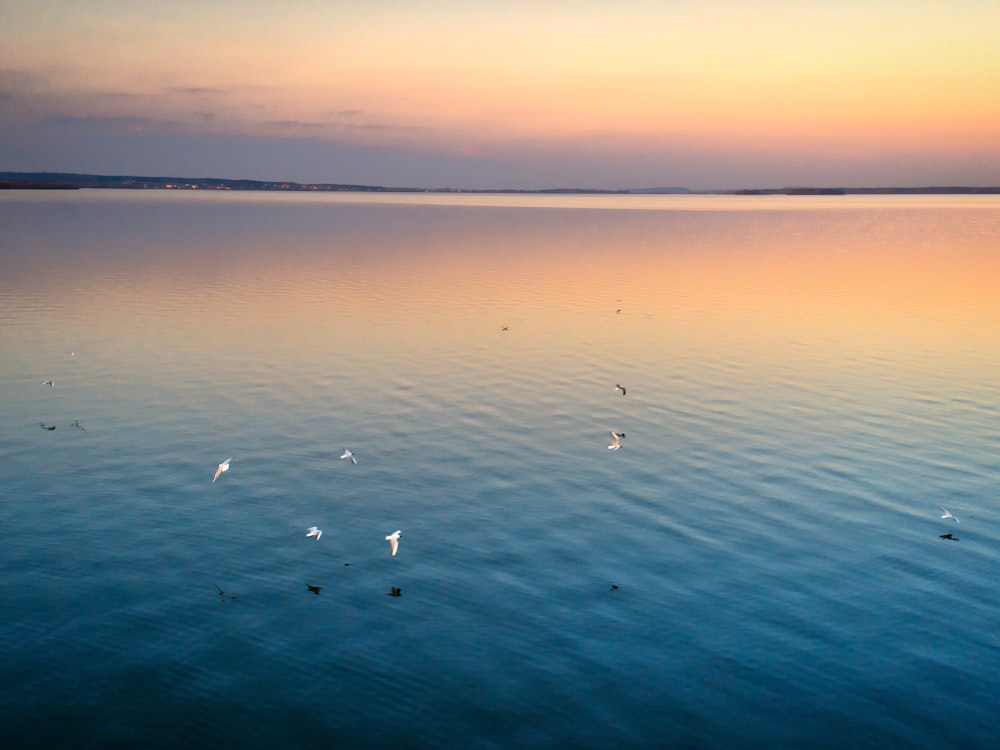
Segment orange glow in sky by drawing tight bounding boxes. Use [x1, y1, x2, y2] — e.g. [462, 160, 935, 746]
[1, 1, 998, 187]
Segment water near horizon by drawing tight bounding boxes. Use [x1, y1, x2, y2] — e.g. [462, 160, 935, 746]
[1, 190, 999, 748]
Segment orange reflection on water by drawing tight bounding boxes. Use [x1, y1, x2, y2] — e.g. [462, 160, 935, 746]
[13, 196, 999, 376]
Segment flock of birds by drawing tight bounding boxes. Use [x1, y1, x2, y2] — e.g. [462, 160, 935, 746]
[37, 330, 966, 607]
[37, 344, 633, 600]
[209, 450, 393, 548]
[206, 450, 403, 596]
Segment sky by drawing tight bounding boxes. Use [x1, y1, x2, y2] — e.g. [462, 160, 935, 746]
[1, 0, 998, 189]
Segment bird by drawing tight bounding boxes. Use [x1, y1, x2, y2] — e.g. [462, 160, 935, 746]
[939, 506, 959, 523]
[307, 584, 322, 595]
[388, 586, 402, 597]
[39, 423, 56, 430]
[385, 530, 401, 556]
[608, 431, 625, 450]
[212, 457, 232, 483]
[610, 583, 619, 590]
[41, 380, 54, 387]
[306, 526, 322, 540]
[939, 533, 958, 541]
[216, 584, 239, 602]
[340, 449, 357, 465]
[615, 384, 627, 396]
[501, 326, 509, 331]
[70, 420, 86, 431]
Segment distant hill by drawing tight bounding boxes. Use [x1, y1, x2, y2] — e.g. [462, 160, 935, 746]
[625, 187, 694, 194]
[0, 172, 414, 192]
[1, 172, 998, 195]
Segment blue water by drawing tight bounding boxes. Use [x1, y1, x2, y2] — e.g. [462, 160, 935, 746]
[1, 191, 999, 748]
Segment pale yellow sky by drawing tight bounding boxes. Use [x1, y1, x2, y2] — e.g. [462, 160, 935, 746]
[2, 0, 998, 187]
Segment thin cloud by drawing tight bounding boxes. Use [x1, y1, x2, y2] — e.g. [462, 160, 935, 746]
[36, 115, 188, 136]
[0, 67, 47, 91]
[170, 86, 228, 96]
[41, 115, 153, 127]
[261, 119, 331, 130]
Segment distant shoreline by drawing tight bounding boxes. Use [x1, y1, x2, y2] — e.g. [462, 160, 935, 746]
[2, 171, 999, 195]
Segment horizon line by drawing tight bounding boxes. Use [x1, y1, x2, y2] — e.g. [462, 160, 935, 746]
[2, 171, 1000, 196]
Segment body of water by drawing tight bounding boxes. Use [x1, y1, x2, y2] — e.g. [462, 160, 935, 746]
[1, 190, 998, 748]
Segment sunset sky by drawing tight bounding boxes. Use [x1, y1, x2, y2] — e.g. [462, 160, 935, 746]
[2, 0, 998, 189]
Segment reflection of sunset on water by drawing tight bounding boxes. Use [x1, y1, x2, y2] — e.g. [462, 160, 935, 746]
[5, 195, 998, 381]
[3, 192, 1000, 750]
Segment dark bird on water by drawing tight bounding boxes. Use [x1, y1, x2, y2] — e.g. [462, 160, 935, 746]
[610, 584, 619, 590]
[388, 586, 402, 597]
[615, 384, 627, 396]
[39, 423, 56, 430]
[307, 584, 322, 595]
[216, 584, 239, 602]
[939, 533, 959, 541]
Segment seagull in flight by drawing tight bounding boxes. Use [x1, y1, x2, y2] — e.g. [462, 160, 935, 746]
[939, 506, 959, 523]
[385, 530, 401, 556]
[615, 384, 627, 396]
[41, 380, 54, 387]
[608, 431, 625, 450]
[306, 526, 322, 540]
[212, 457, 232, 483]
[340, 449, 357, 465]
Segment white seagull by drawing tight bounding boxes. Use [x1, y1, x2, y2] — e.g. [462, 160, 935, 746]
[608, 431, 625, 450]
[41, 380, 54, 387]
[385, 530, 401, 556]
[212, 457, 232, 483]
[306, 526, 322, 540]
[615, 384, 627, 396]
[939, 506, 959, 523]
[340, 449, 357, 465]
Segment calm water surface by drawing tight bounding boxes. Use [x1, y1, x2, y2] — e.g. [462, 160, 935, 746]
[1, 191, 999, 748]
